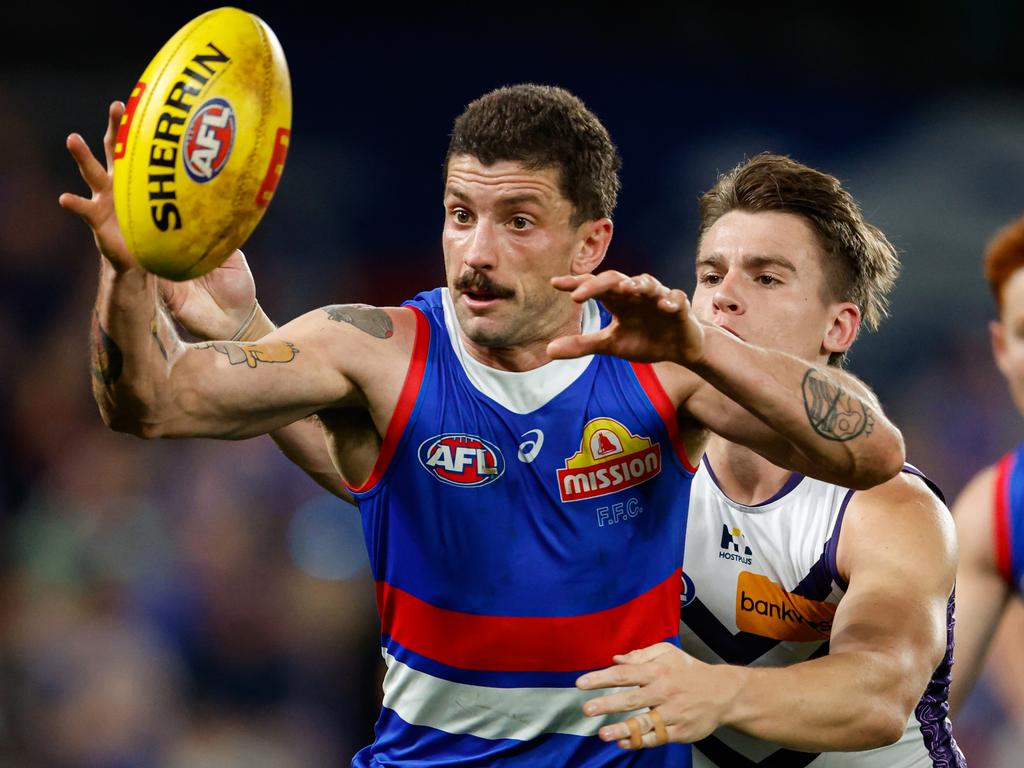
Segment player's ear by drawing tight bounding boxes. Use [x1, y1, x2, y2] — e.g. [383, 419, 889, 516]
[991, 320, 1010, 378]
[571, 217, 613, 275]
[823, 302, 860, 356]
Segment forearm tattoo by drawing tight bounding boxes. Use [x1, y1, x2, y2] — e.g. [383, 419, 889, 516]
[801, 368, 875, 441]
[323, 304, 393, 338]
[196, 340, 298, 368]
[90, 311, 123, 386]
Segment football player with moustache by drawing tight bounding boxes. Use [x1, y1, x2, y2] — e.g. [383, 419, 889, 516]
[62, 87, 904, 767]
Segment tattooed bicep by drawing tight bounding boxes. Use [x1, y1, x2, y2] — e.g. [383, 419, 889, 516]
[322, 304, 394, 339]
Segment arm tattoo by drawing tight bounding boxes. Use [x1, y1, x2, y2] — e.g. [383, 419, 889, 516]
[90, 311, 123, 386]
[801, 369, 875, 441]
[196, 340, 299, 368]
[323, 304, 393, 339]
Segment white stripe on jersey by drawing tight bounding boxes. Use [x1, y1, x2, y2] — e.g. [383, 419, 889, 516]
[381, 650, 637, 740]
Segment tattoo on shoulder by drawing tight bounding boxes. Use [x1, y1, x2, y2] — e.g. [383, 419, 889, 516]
[196, 340, 299, 368]
[801, 368, 875, 441]
[323, 304, 393, 339]
[90, 312, 123, 386]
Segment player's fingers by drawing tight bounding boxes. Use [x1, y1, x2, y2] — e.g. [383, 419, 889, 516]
[551, 274, 590, 293]
[547, 331, 607, 360]
[657, 288, 688, 313]
[611, 642, 673, 665]
[66, 133, 109, 192]
[582, 685, 652, 717]
[58, 191, 94, 219]
[623, 273, 667, 297]
[103, 101, 126, 171]
[569, 270, 629, 301]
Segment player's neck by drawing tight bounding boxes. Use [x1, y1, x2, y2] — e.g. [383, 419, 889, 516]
[704, 436, 797, 505]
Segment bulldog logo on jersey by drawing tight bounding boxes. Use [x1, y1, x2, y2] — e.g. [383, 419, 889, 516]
[557, 418, 661, 502]
[418, 434, 505, 488]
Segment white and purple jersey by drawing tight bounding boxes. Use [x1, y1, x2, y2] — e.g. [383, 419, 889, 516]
[993, 443, 1024, 596]
[680, 460, 964, 767]
[349, 288, 695, 767]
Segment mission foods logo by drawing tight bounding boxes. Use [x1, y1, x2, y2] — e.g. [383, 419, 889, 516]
[418, 434, 505, 487]
[183, 97, 236, 182]
[557, 418, 661, 502]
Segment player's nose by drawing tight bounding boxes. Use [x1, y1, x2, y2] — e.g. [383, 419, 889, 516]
[463, 221, 498, 270]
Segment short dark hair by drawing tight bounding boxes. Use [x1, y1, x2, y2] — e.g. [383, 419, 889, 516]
[984, 214, 1024, 315]
[698, 153, 900, 366]
[445, 84, 622, 225]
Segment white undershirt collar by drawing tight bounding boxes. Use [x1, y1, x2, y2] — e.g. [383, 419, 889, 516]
[440, 288, 600, 414]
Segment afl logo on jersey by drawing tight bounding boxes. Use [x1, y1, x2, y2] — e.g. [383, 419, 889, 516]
[183, 98, 236, 182]
[418, 434, 505, 487]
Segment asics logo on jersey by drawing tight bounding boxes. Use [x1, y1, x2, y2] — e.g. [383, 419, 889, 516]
[557, 418, 661, 502]
[517, 429, 545, 463]
[418, 433, 505, 487]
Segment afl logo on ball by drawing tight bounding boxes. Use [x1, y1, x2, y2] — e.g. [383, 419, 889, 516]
[183, 98, 236, 182]
[418, 433, 505, 488]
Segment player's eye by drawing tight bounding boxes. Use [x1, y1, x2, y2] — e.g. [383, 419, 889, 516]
[699, 273, 722, 286]
[452, 209, 471, 224]
[757, 274, 779, 286]
[510, 216, 531, 230]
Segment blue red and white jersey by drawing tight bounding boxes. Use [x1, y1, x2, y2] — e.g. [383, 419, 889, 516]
[993, 442, 1024, 596]
[349, 288, 695, 767]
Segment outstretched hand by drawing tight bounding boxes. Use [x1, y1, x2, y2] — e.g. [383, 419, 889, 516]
[576, 642, 739, 748]
[58, 101, 138, 272]
[547, 271, 705, 365]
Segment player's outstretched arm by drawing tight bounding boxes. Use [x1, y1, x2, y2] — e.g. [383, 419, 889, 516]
[949, 465, 1011, 713]
[577, 473, 955, 751]
[549, 271, 904, 489]
[159, 251, 353, 501]
[61, 102, 391, 442]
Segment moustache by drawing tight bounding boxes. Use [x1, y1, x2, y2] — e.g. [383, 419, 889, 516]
[454, 271, 515, 299]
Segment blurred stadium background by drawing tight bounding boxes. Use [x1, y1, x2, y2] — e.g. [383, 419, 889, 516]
[2, 3, 1023, 764]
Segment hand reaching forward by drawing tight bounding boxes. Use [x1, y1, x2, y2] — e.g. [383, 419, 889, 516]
[576, 642, 742, 749]
[58, 101, 138, 272]
[548, 272, 705, 365]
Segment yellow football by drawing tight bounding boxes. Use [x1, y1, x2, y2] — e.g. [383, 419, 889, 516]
[113, 7, 291, 281]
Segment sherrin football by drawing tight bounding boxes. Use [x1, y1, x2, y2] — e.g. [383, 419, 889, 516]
[113, 7, 291, 280]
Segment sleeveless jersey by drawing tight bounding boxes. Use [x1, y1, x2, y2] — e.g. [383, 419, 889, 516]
[350, 288, 695, 767]
[992, 442, 1024, 596]
[679, 458, 964, 768]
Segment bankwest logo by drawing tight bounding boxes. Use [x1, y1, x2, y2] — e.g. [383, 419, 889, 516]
[557, 418, 660, 502]
[735, 571, 836, 641]
[418, 433, 505, 488]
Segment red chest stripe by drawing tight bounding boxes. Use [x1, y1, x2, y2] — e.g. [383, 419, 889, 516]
[376, 569, 681, 672]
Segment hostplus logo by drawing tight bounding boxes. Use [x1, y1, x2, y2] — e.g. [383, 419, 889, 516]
[719, 524, 753, 565]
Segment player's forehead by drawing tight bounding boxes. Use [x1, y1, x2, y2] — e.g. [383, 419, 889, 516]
[697, 210, 826, 275]
[444, 155, 567, 208]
